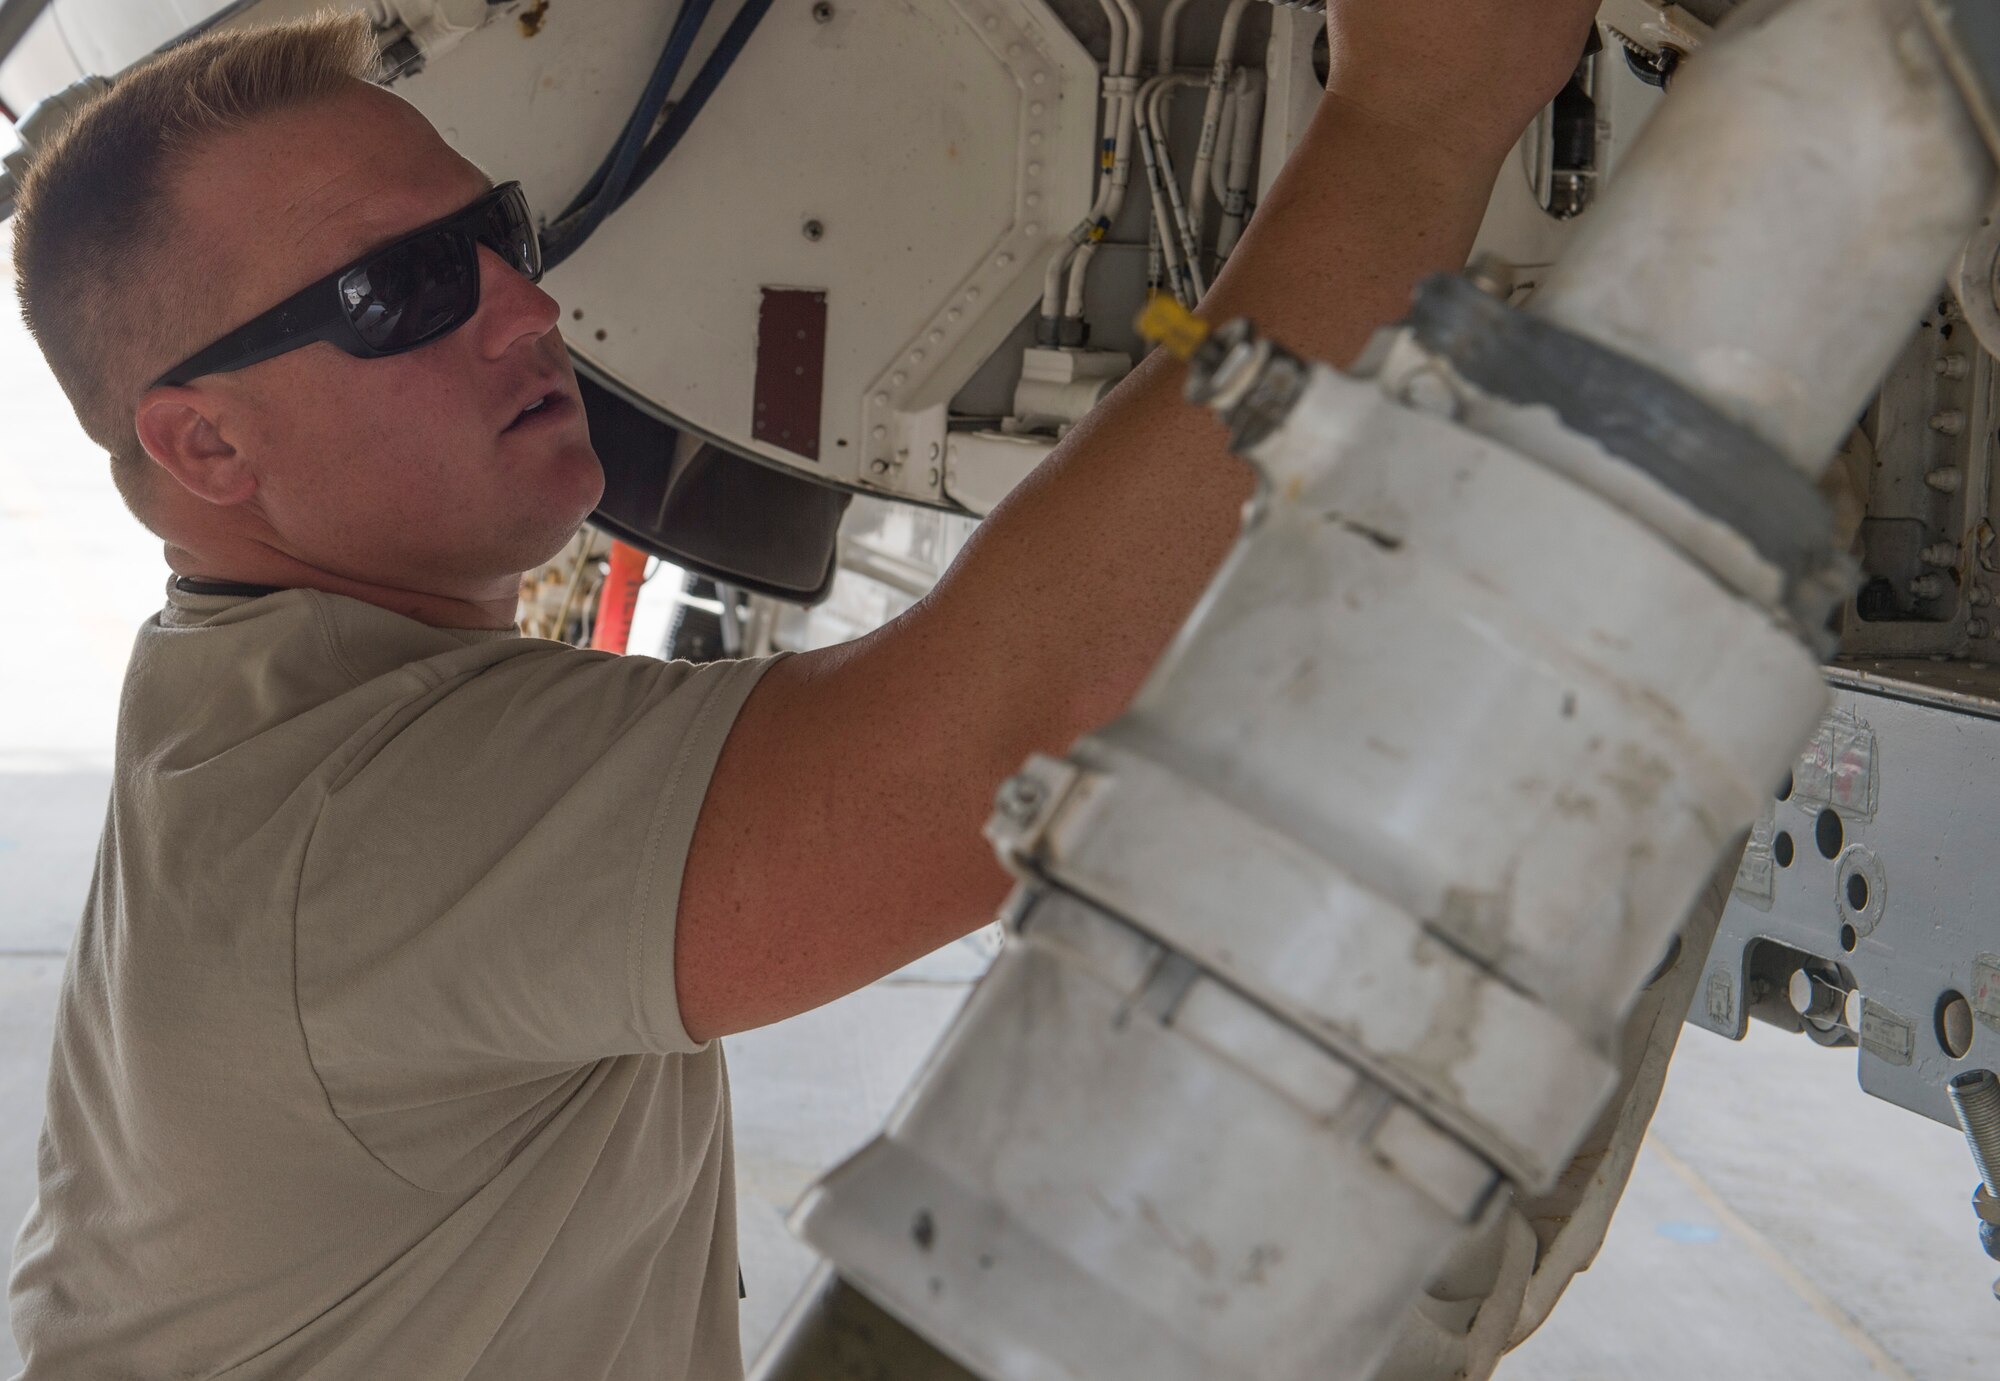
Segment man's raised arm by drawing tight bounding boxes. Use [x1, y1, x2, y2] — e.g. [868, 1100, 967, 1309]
[675, 0, 1605, 1041]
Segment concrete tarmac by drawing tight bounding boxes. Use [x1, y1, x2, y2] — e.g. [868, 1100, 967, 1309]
[2, 269, 1996, 1379]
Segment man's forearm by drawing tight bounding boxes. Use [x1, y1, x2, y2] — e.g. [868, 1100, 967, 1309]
[676, 34, 1593, 1038]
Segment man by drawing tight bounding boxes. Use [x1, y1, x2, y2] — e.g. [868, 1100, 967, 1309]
[6, 3, 1601, 1376]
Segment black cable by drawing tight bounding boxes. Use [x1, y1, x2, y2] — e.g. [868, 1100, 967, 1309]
[541, 0, 716, 267]
[541, 0, 777, 271]
[620, 0, 776, 208]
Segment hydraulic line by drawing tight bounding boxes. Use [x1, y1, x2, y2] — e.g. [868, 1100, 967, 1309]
[1040, 0, 1143, 335]
[1215, 68, 1264, 260]
[1136, 73, 1204, 305]
[1186, 0, 1253, 252]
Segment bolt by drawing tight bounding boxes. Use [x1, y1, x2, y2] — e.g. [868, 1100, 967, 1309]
[1923, 542, 1961, 567]
[812, 0, 834, 19]
[1911, 574, 1948, 600]
[1931, 410, 1966, 436]
[1789, 969, 1845, 1023]
[1951, 1072, 2000, 1194]
[1972, 586, 1993, 607]
[993, 774, 1046, 826]
[1937, 352, 1971, 379]
[802, 218, 825, 241]
[1928, 466, 1965, 493]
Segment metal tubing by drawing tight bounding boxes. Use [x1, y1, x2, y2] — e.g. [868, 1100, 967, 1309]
[1531, 0, 1995, 476]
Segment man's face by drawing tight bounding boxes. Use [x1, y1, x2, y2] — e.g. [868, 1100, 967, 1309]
[164, 82, 603, 597]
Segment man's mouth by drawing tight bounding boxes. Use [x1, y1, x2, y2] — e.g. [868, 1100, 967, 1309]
[505, 390, 571, 433]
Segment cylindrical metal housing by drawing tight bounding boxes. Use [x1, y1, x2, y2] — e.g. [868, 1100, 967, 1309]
[1531, 0, 1994, 475]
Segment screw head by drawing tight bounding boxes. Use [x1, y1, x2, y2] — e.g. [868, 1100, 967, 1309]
[802, 218, 825, 242]
[993, 774, 1045, 825]
[812, 0, 834, 18]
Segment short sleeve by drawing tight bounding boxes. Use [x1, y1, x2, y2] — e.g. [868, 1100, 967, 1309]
[293, 647, 772, 1189]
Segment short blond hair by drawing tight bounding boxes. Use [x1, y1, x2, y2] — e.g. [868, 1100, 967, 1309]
[11, 12, 379, 526]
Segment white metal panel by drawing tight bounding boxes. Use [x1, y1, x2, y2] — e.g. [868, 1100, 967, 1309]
[396, 0, 1100, 502]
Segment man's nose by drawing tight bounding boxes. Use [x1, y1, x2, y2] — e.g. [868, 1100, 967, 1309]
[473, 242, 561, 358]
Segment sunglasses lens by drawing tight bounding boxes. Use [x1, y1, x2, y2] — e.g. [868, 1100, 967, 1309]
[339, 231, 477, 352]
[479, 185, 542, 281]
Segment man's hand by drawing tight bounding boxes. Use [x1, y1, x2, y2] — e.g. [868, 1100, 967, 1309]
[675, 3, 1618, 1042]
[1324, 0, 1606, 167]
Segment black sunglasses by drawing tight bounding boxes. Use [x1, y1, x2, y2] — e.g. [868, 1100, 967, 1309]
[153, 182, 542, 388]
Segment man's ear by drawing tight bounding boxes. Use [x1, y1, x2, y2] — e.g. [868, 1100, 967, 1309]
[134, 386, 257, 506]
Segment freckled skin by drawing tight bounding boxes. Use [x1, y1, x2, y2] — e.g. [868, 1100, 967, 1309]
[140, 82, 603, 627]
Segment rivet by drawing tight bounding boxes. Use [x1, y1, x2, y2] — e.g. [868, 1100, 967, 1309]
[1025, 193, 1040, 207]
[1027, 161, 1041, 176]
[869, 458, 891, 475]
[910, 349, 926, 363]
[1029, 101, 1044, 116]
[996, 253, 1013, 267]
[872, 424, 887, 439]
[1028, 131, 1043, 146]
[965, 287, 982, 301]
[891, 371, 908, 385]
[1031, 70, 1047, 85]
[946, 308, 962, 322]
[873, 391, 890, 405]
[927, 329, 944, 343]
[1007, 42, 1021, 56]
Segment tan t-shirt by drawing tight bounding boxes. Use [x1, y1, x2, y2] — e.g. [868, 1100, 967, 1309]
[8, 581, 773, 1380]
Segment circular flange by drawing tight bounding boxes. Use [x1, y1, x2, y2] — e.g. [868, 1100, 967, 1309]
[1835, 843, 1886, 939]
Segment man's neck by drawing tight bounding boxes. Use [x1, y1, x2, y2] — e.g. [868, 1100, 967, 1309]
[166, 542, 519, 631]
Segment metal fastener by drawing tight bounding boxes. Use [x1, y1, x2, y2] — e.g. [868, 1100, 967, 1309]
[1923, 541, 1962, 567]
[868, 458, 891, 476]
[1911, 574, 1947, 600]
[1937, 352, 1971, 379]
[1932, 410, 1966, 436]
[802, 218, 825, 241]
[1927, 467, 1965, 493]
[1789, 969, 1846, 1024]
[1947, 1071, 2000, 1268]
[1973, 620, 1993, 640]
[993, 774, 1046, 826]
[811, 0, 835, 19]
[1951, 1071, 2000, 1193]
